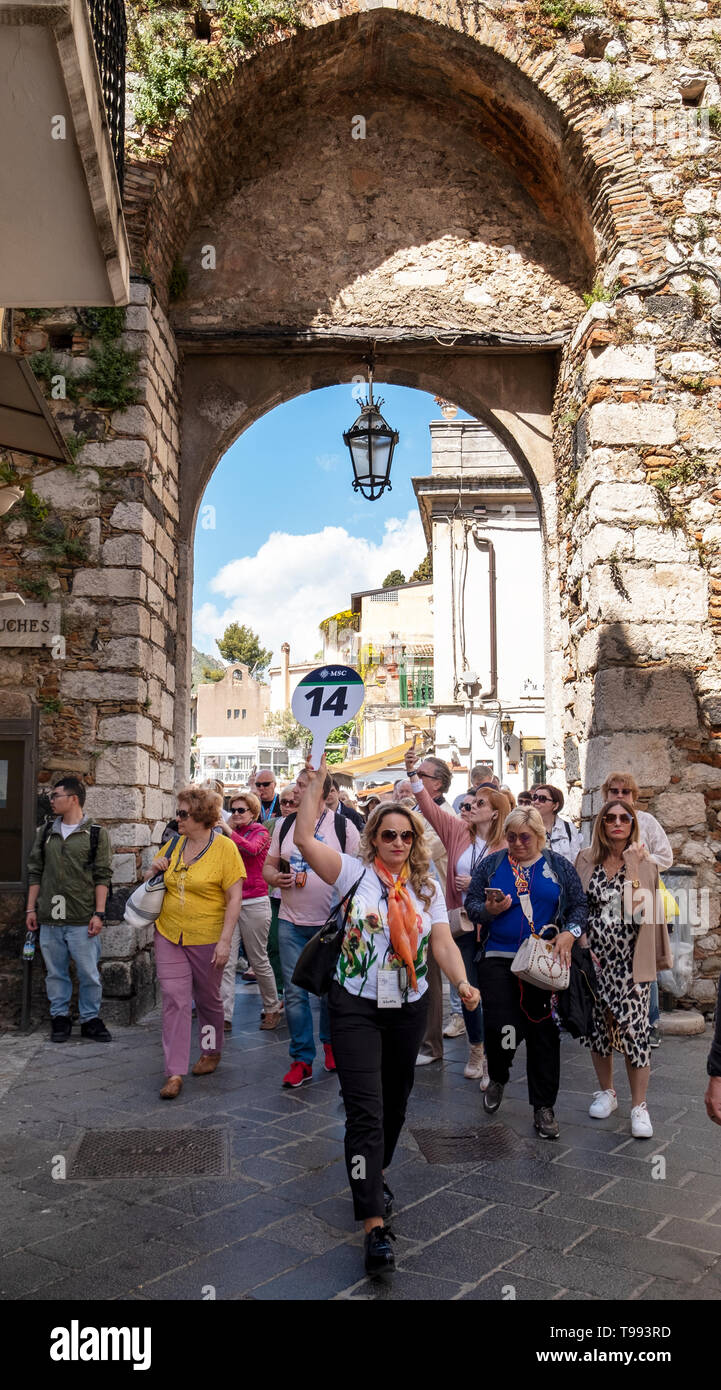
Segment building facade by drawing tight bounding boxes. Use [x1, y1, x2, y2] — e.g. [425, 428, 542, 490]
[193, 662, 270, 738]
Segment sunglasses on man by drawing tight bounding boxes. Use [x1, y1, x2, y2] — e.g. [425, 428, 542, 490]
[256, 780, 273, 788]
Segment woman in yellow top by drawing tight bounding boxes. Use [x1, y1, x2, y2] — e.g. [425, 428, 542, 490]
[146, 784, 245, 1099]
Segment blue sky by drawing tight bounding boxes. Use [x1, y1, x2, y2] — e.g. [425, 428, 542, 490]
[193, 383, 472, 664]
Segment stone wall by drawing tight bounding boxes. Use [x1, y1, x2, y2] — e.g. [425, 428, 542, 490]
[0, 282, 181, 1023]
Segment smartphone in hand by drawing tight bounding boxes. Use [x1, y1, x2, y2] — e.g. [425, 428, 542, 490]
[484, 888, 505, 905]
[278, 858, 290, 875]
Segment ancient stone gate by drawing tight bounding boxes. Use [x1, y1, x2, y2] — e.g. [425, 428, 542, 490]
[2, 0, 720, 1022]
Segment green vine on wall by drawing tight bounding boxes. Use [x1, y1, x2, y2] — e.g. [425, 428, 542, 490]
[29, 306, 140, 410]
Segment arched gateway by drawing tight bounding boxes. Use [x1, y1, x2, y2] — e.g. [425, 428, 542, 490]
[1, 1, 719, 1023]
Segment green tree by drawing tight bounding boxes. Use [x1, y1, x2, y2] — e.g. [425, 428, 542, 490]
[410, 552, 432, 582]
[382, 569, 406, 589]
[216, 622, 272, 674]
[263, 709, 305, 748]
[326, 719, 355, 765]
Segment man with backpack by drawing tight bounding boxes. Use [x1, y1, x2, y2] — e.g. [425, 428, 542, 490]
[25, 777, 113, 1042]
[263, 766, 360, 1088]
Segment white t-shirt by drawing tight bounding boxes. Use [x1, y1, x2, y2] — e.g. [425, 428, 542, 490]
[268, 810, 360, 926]
[333, 853, 448, 1003]
[455, 839, 489, 903]
[60, 821, 76, 839]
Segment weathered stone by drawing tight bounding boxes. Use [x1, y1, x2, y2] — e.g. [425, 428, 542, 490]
[691, 978, 718, 1006]
[85, 786, 144, 820]
[100, 922, 137, 957]
[60, 671, 147, 702]
[95, 746, 150, 785]
[658, 1009, 706, 1035]
[97, 714, 153, 744]
[588, 403, 676, 447]
[586, 562, 707, 623]
[99, 959, 133, 996]
[593, 668, 698, 734]
[80, 439, 152, 470]
[144, 788, 165, 821]
[109, 822, 152, 847]
[110, 852, 138, 885]
[96, 637, 153, 670]
[110, 605, 152, 639]
[584, 345, 655, 383]
[587, 483, 660, 525]
[633, 527, 691, 563]
[108, 502, 156, 539]
[72, 569, 148, 600]
[33, 468, 100, 516]
[584, 735, 671, 791]
[654, 791, 707, 829]
[669, 351, 717, 375]
[101, 535, 156, 570]
[680, 764, 721, 790]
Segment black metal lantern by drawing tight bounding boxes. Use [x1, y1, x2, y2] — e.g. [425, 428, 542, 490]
[343, 360, 399, 501]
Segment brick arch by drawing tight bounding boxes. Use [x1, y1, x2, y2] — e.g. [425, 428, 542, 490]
[124, 3, 666, 307]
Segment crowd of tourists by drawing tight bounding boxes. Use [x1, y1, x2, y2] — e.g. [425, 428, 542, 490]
[23, 754, 721, 1284]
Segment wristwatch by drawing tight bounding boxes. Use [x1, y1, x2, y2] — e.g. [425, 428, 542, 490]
[92, 911, 107, 923]
[568, 924, 582, 939]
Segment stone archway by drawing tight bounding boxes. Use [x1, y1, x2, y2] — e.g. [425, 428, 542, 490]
[2, 1, 720, 1024]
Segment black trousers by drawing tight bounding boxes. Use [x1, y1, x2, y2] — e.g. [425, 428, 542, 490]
[478, 956, 560, 1109]
[328, 980, 429, 1221]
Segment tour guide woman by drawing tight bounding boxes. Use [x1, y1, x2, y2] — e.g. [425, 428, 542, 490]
[295, 755, 481, 1281]
[146, 785, 244, 1100]
[575, 801, 672, 1139]
[465, 806, 587, 1141]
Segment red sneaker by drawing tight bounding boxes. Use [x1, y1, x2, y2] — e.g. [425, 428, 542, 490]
[323, 1044, 337, 1074]
[282, 1060, 312, 1089]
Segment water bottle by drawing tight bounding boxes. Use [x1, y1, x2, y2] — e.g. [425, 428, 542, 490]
[22, 931, 36, 961]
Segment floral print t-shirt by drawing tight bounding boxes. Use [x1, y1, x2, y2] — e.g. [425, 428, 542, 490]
[333, 853, 448, 1003]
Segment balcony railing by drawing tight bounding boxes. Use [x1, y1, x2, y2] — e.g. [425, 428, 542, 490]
[399, 663, 434, 709]
[88, 0, 126, 196]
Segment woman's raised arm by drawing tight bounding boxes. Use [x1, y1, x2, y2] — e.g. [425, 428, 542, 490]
[294, 755, 343, 887]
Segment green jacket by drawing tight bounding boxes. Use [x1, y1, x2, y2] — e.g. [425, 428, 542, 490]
[27, 816, 112, 925]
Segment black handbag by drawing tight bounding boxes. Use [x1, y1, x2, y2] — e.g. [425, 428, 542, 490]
[291, 872, 366, 996]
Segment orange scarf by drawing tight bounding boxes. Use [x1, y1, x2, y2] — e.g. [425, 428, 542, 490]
[374, 857, 420, 990]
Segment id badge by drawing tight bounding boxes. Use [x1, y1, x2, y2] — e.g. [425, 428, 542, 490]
[377, 966, 402, 1009]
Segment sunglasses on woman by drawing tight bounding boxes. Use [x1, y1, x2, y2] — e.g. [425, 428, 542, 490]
[531, 794, 552, 804]
[379, 828, 415, 844]
[175, 809, 190, 820]
[507, 831, 533, 844]
[459, 801, 474, 812]
[230, 806, 249, 815]
[604, 812, 633, 824]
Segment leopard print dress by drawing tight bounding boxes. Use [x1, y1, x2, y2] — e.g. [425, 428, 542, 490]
[580, 863, 651, 1069]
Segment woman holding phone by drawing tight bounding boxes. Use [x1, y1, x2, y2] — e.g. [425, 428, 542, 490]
[294, 754, 480, 1283]
[405, 743, 510, 1085]
[465, 806, 587, 1141]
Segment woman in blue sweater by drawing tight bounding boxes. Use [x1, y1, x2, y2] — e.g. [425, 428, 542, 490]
[465, 807, 588, 1141]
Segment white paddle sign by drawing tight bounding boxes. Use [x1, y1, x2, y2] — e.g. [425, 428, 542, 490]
[291, 664, 365, 766]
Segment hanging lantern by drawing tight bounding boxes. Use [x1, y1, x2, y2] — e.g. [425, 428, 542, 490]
[343, 356, 399, 502]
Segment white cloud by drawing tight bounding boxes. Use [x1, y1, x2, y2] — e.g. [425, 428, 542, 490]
[193, 510, 426, 662]
[315, 452, 340, 472]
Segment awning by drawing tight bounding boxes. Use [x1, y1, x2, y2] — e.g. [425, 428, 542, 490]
[0, 353, 72, 461]
[331, 738, 415, 777]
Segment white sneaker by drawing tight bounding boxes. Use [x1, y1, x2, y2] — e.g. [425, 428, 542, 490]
[415, 1051, 440, 1067]
[631, 1102, 653, 1139]
[464, 1043, 486, 1079]
[589, 1088, 617, 1119]
[443, 1013, 466, 1039]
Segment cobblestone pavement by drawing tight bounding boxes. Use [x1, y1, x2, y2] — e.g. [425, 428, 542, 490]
[1, 982, 720, 1302]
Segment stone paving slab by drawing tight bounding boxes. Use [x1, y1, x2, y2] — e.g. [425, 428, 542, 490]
[1, 996, 720, 1301]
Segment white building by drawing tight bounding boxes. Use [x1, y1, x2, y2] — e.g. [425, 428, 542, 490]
[413, 419, 546, 797]
[194, 735, 290, 790]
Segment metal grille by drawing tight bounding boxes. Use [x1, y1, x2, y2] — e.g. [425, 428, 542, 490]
[410, 1124, 536, 1164]
[87, 0, 127, 196]
[68, 1127, 229, 1178]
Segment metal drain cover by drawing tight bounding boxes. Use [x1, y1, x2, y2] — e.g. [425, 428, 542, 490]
[410, 1124, 534, 1164]
[67, 1127, 229, 1179]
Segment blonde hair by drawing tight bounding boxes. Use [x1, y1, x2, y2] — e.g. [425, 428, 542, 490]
[601, 771, 639, 803]
[471, 788, 512, 851]
[503, 806, 546, 852]
[230, 790, 261, 820]
[361, 804, 436, 909]
[177, 784, 222, 828]
[591, 799, 640, 865]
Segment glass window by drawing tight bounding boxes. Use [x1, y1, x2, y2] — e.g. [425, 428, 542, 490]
[233, 669, 242, 682]
[242, 709, 246, 719]
[234, 709, 239, 719]
[226, 709, 231, 719]
[0, 739, 25, 882]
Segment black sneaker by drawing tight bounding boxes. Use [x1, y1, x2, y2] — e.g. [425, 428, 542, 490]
[533, 1106, 560, 1140]
[51, 1015, 72, 1043]
[80, 1017, 112, 1042]
[649, 1026, 661, 1049]
[483, 1080, 504, 1114]
[364, 1224, 396, 1280]
[382, 1180, 394, 1220]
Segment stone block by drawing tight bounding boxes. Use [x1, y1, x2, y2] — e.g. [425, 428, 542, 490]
[586, 482, 661, 525]
[160, 692, 174, 730]
[110, 852, 138, 885]
[150, 645, 167, 681]
[588, 403, 676, 447]
[95, 746, 150, 785]
[584, 734, 671, 791]
[72, 568, 147, 600]
[108, 502, 156, 539]
[159, 761, 175, 791]
[85, 786, 144, 820]
[681, 764, 721, 790]
[33, 468, 100, 517]
[593, 668, 698, 734]
[101, 535, 156, 570]
[61, 671, 147, 702]
[96, 637, 153, 671]
[580, 524, 632, 569]
[99, 959, 133, 997]
[109, 822, 152, 847]
[669, 351, 717, 376]
[110, 405, 157, 446]
[146, 577, 163, 614]
[677, 409, 721, 449]
[145, 787, 165, 821]
[584, 345, 655, 383]
[100, 921, 137, 958]
[98, 714, 153, 744]
[110, 605, 152, 639]
[633, 527, 691, 563]
[0, 690, 31, 717]
[658, 1009, 705, 1036]
[654, 791, 707, 829]
[147, 758, 159, 786]
[80, 439, 151, 470]
[130, 281, 152, 307]
[691, 978, 717, 1006]
[586, 563, 707, 622]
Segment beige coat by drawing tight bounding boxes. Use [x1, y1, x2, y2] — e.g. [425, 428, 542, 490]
[575, 848, 672, 984]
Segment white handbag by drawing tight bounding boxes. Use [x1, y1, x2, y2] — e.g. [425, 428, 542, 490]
[510, 886, 570, 992]
[124, 835, 181, 929]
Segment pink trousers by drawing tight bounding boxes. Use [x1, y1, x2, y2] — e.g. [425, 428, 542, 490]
[154, 929, 224, 1077]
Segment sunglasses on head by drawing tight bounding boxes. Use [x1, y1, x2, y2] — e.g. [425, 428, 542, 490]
[604, 812, 632, 824]
[379, 828, 415, 844]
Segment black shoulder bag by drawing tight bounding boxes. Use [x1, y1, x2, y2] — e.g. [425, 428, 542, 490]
[292, 870, 366, 996]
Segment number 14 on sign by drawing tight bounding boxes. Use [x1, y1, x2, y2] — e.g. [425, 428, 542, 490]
[291, 665, 365, 766]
